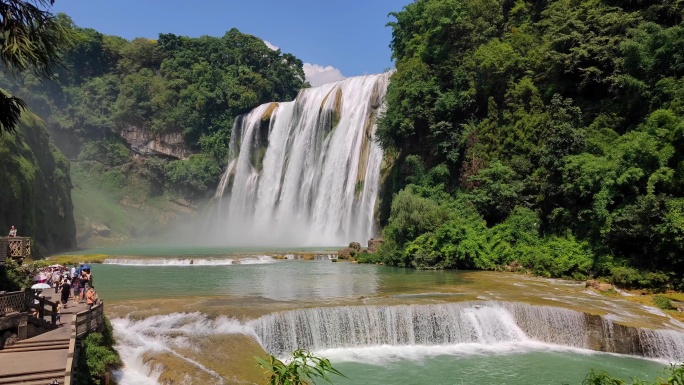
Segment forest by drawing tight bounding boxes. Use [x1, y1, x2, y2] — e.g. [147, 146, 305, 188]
[359, 0, 684, 290]
[0, 14, 307, 245]
[0, 13, 306, 198]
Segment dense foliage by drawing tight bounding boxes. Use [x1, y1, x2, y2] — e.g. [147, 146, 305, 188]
[0, 258, 36, 291]
[0, 15, 306, 196]
[0, 0, 73, 133]
[0, 14, 307, 245]
[373, 0, 684, 288]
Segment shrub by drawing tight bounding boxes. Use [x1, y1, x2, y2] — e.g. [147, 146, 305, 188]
[256, 349, 346, 385]
[0, 259, 37, 291]
[581, 364, 683, 385]
[609, 266, 642, 288]
[609, 266, 671, 290]
[165, 154, 221, 197]
[653, 294, 675, 310]
[76, 316, 121, 385]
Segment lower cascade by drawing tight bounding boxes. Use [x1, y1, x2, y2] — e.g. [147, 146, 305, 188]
[209, 73, 390, 247]
[249, 302, 684, 361]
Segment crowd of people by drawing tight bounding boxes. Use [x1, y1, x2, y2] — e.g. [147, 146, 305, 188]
[34, 264, 99, 316]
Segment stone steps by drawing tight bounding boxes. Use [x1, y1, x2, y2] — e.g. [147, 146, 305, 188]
[0, 338, 70, 353]
[12, 338, 69, 346]
[0, 368, 64, 384]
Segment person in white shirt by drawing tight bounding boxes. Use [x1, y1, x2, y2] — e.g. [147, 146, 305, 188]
[8, 226, 17, 237]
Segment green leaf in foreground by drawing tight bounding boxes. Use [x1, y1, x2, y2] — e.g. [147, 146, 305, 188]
[256, 349, 348, 385]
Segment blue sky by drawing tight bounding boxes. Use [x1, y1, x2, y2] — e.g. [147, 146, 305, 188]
[50, 1, 413, 86]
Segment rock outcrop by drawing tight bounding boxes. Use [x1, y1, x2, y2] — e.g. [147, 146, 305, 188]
[120, 126, 192, 160]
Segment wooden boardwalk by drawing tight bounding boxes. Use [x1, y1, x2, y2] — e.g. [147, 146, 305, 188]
[0, 290, 87, 385]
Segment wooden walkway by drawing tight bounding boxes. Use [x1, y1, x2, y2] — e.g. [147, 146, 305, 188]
[0, 291, 87, 385]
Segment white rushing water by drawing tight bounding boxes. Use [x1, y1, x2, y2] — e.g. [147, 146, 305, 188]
[113, 302, 684, 384]
[103, 256, 275, 266]
[209, 73, 390, 247]
[250, 302, 684, 360]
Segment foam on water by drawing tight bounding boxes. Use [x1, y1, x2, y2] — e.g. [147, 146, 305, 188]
[103, 255, 275, 266]
[315, 341, 648, 366]
[112, 313, 255, 384]
[112, 302, 684, 385]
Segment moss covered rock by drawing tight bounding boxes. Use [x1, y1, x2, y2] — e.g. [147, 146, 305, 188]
[0, 104, 76, 256]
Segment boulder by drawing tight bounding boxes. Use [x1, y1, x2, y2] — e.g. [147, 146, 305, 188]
[367, 238, 383, 252]
[586, 279, 614, 292]
[338, 248, 351, 259]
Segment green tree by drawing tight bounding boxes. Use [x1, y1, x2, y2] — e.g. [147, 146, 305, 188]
[0, 0, 73, 133]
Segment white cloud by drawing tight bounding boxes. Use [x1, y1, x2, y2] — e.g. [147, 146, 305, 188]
[303, 63, 346, 87]
[263, 40, 279, 51]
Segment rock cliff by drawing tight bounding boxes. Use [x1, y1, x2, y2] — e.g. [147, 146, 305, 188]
[120, 126, 192, 160]
[0, 108, 77, 256]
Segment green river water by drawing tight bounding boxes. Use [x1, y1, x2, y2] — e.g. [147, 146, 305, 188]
[79, 254, 678, 385]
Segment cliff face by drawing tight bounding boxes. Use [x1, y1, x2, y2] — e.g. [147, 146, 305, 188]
[120, 126, 192, 160]
[0, 111, 77, 256]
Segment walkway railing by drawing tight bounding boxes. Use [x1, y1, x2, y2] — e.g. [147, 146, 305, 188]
[26, 292, 58, 325]
[0, 290, 26, 316]
[65, 300, 105, 385]
[0, 289, 59, 326]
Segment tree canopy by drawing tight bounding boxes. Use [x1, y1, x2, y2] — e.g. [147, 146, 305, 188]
[369, 0, 684, 289]
[0, 0, 73, 133]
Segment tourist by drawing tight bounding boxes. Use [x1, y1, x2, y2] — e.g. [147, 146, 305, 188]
[53, 270, 61, 293]
[70, 265, 76, 279]
[55, 303, 62, 326]
[85, 285, 96, 310]
[79, 270, 90, 301]
[7, 225, 17, 237]
[32, 294, 43, 318]
[72, 275, 81, 304]
[60, 278, 71, 309]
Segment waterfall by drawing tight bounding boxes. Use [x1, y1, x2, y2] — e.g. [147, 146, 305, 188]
[249, 302, 684, 362]
[102, 256, 274, 266]
[210, 73, 390, 247]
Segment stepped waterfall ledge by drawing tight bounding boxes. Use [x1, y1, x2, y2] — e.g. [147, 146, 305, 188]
[250, 302, 684, 362]
[210, 73, 390, 246]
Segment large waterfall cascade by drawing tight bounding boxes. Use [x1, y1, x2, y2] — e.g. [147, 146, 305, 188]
[211, 73, 390, 246]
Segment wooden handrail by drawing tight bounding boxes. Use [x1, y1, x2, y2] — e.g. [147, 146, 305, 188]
[25, 292, 59, 325]
[74, 301, 105, 338]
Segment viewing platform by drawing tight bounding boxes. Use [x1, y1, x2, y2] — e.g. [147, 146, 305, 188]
[0, 236, 31, 264]
[0, 289, 104, 384]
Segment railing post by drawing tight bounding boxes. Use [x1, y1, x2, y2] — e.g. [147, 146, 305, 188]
[51, 302, 57, 325]
[19, 288, 26, 311]
[87, 308, 92, 332]
[38, 296, 45, 319]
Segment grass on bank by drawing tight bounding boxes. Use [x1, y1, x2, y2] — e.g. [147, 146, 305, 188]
[39, 254, 112, 266]
[595, 288, 684, 323]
